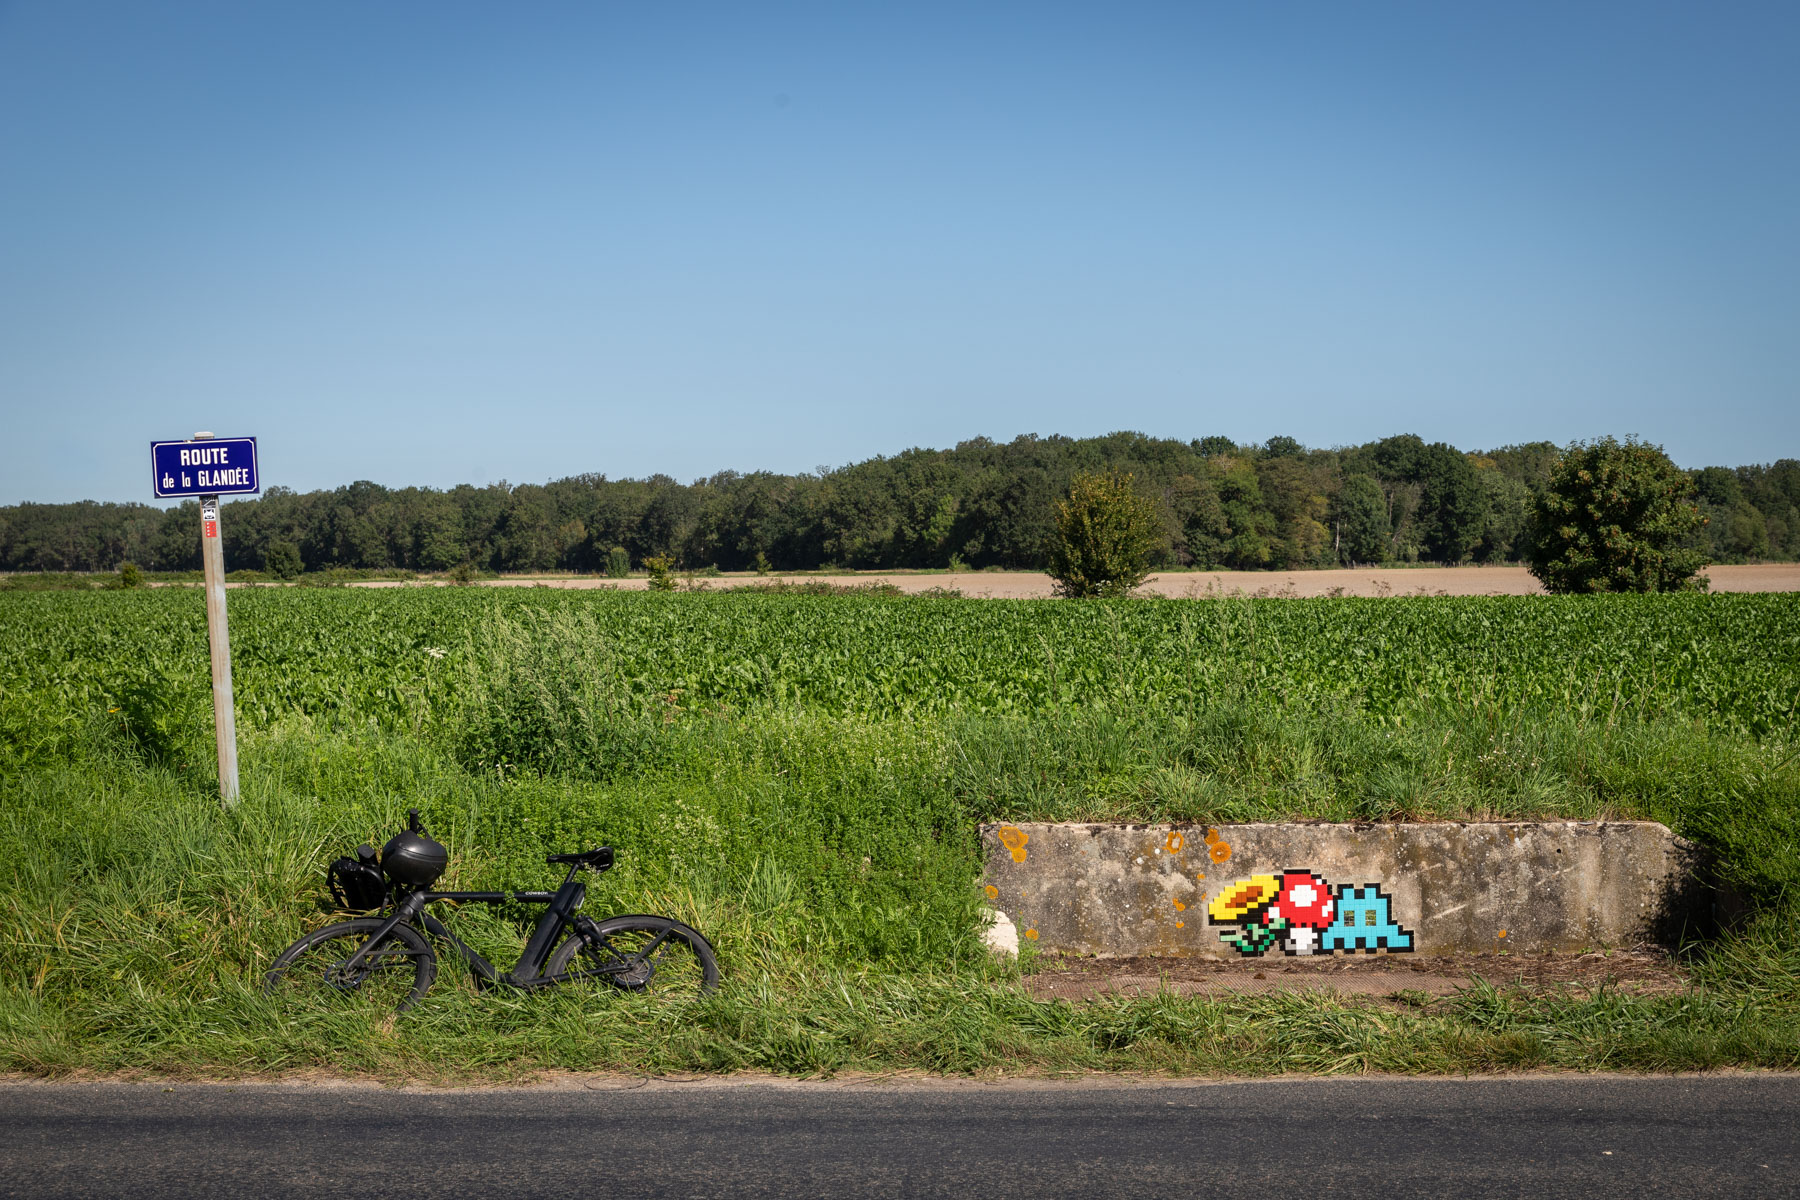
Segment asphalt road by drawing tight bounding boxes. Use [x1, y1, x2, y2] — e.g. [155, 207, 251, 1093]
[3, 1076, 1798, 1198]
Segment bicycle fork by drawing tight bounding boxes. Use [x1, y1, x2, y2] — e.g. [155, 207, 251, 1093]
[341, 892, 430, 974]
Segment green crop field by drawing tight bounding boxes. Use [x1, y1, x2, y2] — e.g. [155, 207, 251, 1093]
[3, 587, 1798, 1079]
[8, 587, 1798, 731]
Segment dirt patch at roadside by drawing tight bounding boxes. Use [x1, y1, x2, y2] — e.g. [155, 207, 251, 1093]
[1021, 948, 1687, 1004]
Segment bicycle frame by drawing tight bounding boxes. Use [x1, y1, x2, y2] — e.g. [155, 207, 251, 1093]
[342, 862, 653, 989]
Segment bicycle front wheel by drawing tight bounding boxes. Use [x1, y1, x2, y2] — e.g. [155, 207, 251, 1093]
[546, 915, 719, 1000]
[264, 918, 437, 1012]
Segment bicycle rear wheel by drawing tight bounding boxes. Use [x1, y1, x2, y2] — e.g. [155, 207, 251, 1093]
[546, 915, 719, 1000]
[264, 918, 437, 1012]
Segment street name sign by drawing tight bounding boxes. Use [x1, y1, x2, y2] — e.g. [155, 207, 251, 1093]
[152, 437, 260, 498]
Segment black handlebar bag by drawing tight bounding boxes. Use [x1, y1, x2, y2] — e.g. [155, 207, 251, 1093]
[328, 845, 389, 911]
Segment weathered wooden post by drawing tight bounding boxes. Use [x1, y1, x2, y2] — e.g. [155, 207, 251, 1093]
[194, 436, 239, 805]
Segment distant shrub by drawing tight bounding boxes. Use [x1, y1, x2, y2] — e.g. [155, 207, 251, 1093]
[264, 542, 302, 580]
[1048, 471, 1161, 598]
[644, 555, 677, 591]
[117, 562, 142, 589]
[1525, 437, 1709, 593]
[297, 573, 345, 589]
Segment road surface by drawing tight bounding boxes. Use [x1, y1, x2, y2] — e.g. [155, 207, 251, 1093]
[3, 1075, 1797, 1198]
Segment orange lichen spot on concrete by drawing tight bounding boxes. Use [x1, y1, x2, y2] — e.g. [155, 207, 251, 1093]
[1166, 831, 1185, 854]
[997, 825, 1029, 863]
[1025, 928, 1039, 941]
[1497, 929, 1508, 939]
[1209, 841, 1232, 864]
[1172, 899, 1187, 911]
[1175, 921, 1185, 929]
[984, 884, 999, 900]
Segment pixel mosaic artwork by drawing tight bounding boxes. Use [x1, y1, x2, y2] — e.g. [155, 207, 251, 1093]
[1206, 870, 1415, 957]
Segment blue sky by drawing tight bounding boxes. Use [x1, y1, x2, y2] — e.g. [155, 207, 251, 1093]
[2, 1, 1795, 504]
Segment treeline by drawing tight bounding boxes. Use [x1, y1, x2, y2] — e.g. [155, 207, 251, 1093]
[4, 432, 1797, 575]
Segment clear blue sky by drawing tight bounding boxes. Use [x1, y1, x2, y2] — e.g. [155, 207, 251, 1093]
[3, 1, 1795, 505]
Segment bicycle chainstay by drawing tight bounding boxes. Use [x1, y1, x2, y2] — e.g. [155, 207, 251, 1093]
[571, 916, 657, 989]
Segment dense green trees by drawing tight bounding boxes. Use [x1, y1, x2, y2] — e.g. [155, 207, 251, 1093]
[1695, 463, 1797, 564]
[4, 432, 1795, 575]
[1333, 475, 1391, 565]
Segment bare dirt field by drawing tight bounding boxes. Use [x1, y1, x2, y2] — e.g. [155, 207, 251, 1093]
[355, 562, 1800, 598]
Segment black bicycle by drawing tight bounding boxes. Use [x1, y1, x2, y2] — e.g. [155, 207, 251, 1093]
[265, 809, 718, 1012]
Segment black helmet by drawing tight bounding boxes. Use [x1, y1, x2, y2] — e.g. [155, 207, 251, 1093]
[382, 810, 448, 888]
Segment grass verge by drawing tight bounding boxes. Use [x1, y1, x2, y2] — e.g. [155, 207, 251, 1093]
[4, 707, 1798, 1080]
[2, 590, 1796, 1078]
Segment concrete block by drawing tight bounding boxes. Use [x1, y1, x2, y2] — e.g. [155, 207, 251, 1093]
[980, 821, 1711, 958]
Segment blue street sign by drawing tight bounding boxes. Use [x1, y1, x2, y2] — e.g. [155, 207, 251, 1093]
[151, 437, 260, 498]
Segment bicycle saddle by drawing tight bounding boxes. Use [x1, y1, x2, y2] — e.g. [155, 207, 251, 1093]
[546, 847, 615, 871]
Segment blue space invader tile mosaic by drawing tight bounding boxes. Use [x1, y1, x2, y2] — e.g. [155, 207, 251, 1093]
[1319, 884, 1414, 953]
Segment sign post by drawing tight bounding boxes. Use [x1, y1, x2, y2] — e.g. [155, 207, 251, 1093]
[151, 433, 260, 807]
[198, 484, 238, 804]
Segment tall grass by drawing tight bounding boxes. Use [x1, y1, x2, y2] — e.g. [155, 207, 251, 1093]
[2, 590, 1797, 1077]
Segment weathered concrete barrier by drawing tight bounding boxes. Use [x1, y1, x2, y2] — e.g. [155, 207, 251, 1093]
[981, 822, 1710, 958]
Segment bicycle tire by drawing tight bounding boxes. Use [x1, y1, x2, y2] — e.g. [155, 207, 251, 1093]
[545, 915, 719, 999]
[264, 917, 437, 1012]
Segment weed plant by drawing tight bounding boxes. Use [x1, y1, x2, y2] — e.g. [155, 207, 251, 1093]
[1, 589, 1796, 1078]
